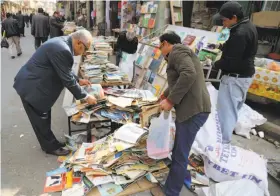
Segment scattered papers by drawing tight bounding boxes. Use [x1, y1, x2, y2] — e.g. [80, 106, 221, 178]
[61, 184, 84, 196]
[89, 175, 114, 186]
[113, 175, 134, 185]
[107, 96, 134, 108]
[114, 123, 147, 144]
[97, 183, 123, 196]
[139, 90, 158, 102]
[46, 167, 67, 177]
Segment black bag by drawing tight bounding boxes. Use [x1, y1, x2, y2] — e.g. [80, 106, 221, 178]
[1, 37, 9, 48]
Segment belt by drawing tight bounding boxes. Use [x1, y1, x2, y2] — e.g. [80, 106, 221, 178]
[227, 73, 250, 78]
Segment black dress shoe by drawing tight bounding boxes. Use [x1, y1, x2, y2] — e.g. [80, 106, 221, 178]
[11, 56, 15, 59]
[17, 52, 22, 56]
[45, 147, 70, 156]
[59, 142, 66, 147]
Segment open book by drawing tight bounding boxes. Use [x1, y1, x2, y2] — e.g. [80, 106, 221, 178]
[114, 123, 148, 144]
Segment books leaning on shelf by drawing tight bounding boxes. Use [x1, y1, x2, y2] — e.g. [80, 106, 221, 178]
[140, 2, 158, 14]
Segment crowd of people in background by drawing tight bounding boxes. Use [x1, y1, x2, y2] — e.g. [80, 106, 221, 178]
[2, 8, 66, 57]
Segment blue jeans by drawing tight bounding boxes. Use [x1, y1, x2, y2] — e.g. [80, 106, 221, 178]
[165, 112, 209, 196]
[217, 75, 253, 143]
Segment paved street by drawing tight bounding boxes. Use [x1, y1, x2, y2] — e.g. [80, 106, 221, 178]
[1, 28, 280, 196]
[1, 28, 68, 196]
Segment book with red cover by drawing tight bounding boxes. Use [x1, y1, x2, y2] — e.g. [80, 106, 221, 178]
[43, 174, 66, 193]
[148, 18, 155, 29]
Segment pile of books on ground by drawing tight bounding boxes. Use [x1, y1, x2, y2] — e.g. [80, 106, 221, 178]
[43, 123, 172, 195]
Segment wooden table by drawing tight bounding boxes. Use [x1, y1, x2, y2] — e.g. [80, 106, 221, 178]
[63, 57, 132, 142]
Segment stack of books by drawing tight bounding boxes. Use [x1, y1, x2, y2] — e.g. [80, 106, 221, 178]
[104, 73, 122, 83]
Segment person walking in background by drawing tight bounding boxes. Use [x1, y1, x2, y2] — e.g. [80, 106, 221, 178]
[2, 13, 22, 59]
[49, 11, 64, 38]
[24, 13, 29, 28]
[16, 11, 25, 37]
[29, 11, 34, 24]
[13, 30, 96, 156]
[115, 27, 138, 66]
[32, 8, 50, 49]
[212, 2, 258, 143]
[158, 31, 211, 196]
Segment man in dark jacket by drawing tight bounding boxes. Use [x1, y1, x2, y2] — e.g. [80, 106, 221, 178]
[213, 2, 258, 143]
[49, 11, 64, 38]
[16, 11, 25, 36]
[32, 8, 50, 49]
[24, 13, 29, 28]
[29, 11, 34, 24]
[159, 32, 211, 196]
[2, 13, 22, 59]
[13, 30, 96, 156]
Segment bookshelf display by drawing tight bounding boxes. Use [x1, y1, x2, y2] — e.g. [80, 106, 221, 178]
[136, 1, 158, 38]
[119, 25, 223, 97]
[170, 1, 183, 26]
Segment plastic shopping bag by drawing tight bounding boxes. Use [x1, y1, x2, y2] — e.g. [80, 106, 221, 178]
[147, 111, 175, 159]
[1, 37, 9, 48]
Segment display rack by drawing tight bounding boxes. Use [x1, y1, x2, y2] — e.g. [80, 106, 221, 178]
[136, 1, 158, 38]
[170, 1, 183, 26]
[120, 25, 223, 97]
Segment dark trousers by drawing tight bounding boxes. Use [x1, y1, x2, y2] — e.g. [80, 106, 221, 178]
[20, 27, 25, 36]
[35, 37, 48, 49]
[165, 112, 209, 196]
[116, 50, 122, 66]
[21, 97, 61, 152]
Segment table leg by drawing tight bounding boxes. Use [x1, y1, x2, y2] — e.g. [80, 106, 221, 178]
[86, 124, 92, 143]
[68, 116, 72, 136]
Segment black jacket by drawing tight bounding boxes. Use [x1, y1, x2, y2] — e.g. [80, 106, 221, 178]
[30, 13, 33, 23]
[2, 17, 20, 38]
[16, 13, 25, 28]
[24, 15, 29, 23]
[49, 16, 63, 38]
[116, 31, 138, 54]
[32, 13, 50, 38]
[13, 36, 86, 112]
[215, 18, 258, 77]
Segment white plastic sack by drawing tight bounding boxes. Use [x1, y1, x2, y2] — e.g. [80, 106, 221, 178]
[147, 111, 175, 159]
[235, 104, 267, 139]
[192, 83, 269, 196]
[195, 179, 264, 196]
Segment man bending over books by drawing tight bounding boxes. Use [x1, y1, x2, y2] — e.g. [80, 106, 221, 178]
[159, 31, 211, 196]
[14, 30, 96, 156]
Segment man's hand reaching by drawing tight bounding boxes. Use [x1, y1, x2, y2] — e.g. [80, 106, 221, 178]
[86, 94, 97, 105]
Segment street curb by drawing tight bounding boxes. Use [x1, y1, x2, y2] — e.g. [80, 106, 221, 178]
[256, 122, 280, 142]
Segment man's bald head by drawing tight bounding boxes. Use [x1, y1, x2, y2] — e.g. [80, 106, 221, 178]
[70, 30, 93, 56]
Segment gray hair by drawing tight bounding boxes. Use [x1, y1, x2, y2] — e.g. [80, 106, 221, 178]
[70, 29, 93, 45]
[126, 31, 136, 41]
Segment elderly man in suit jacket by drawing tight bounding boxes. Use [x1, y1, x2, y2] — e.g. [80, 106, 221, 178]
[14, 30, 96, 156]
[32, 8, 50, 49]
